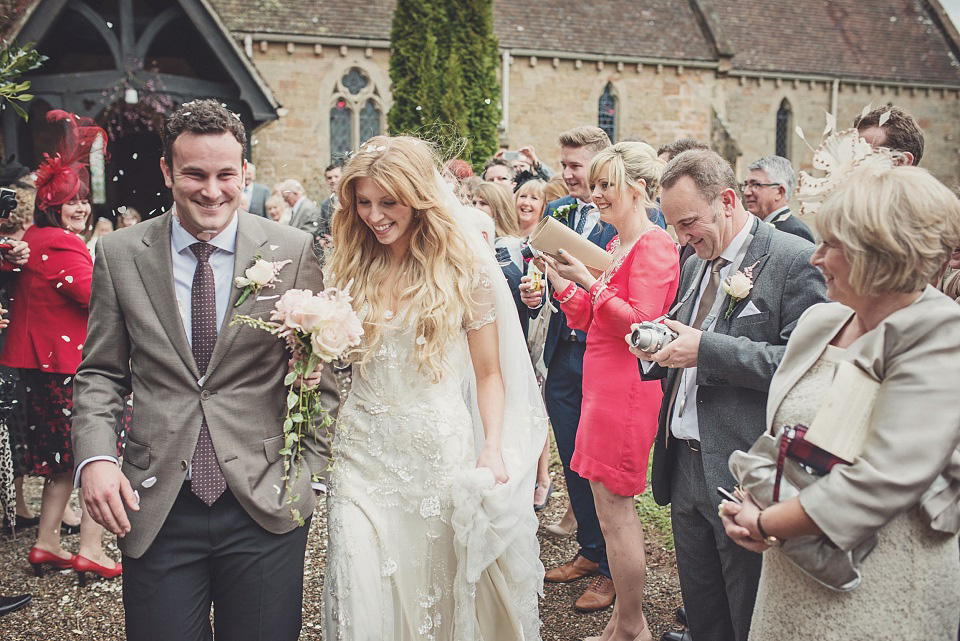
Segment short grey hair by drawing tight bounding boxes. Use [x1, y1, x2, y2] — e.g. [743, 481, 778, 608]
[661, 149, 738, 204]
[278, 178, 304, 196]
[747, 155, 796, 199]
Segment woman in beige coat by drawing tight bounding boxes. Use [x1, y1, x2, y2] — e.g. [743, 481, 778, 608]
[721, 161, 960, 640]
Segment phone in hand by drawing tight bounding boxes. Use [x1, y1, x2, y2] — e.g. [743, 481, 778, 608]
[0, 243, 12, 252]
[717, 486, 741, 504]
[502, 150, 520, 161]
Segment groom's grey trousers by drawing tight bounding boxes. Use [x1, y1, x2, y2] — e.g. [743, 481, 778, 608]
[122, 483, 310, 641]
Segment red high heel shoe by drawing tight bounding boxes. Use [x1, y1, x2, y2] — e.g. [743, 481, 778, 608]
[27, 547, 75, 577]
[73, 555, 122, 587]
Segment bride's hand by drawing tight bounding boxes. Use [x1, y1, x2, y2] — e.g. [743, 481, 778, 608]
[476, 446, 509, 484]
[288, 357, 324, 389]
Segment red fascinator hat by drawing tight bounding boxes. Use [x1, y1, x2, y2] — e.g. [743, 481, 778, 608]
[33, 110, 109, 211]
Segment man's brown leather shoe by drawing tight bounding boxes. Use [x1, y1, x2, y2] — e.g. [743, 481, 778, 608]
[574, 575, 616, 612]
[544, 553, 599, 583]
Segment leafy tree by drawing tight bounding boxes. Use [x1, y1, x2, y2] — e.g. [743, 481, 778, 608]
[388, 0, 501, 168]
[0, 40, 46, 121]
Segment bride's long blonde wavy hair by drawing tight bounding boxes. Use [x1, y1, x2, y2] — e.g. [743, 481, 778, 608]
[328, 135, 476, 382]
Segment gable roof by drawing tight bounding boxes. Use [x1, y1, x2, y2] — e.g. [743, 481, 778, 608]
[6, 0, 960, 87]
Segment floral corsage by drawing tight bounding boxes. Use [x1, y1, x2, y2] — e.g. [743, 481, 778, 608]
[552, 203, 577, 225]
[234, 255, 292, 306]
[720, 260, 760, 319]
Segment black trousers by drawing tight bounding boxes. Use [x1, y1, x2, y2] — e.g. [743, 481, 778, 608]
[123, 484, 310, 641]
[544, 338, 610, 577]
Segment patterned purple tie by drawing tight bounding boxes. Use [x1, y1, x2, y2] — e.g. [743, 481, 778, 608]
[189, 242, 226, 505]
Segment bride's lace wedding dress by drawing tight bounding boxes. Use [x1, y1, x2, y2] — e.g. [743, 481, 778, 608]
[323, 268, 545, 641]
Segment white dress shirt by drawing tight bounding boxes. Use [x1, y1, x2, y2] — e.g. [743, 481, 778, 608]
[670, 218, 753, 442]
[764, 205, 790, 223]
[573, 200, 601, 238]
[170, 210, 238, 343]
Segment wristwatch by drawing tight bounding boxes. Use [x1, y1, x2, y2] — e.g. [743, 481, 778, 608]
[756, 510, 782, 547]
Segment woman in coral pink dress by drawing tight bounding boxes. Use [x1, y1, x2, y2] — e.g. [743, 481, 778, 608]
[538, 141, 679, 641]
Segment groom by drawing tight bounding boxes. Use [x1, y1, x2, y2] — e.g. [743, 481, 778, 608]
[72, 99, 338, 640]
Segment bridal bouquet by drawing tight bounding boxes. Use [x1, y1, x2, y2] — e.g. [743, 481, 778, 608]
[232, 285, 363, 523]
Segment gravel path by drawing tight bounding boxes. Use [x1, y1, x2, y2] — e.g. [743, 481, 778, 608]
[1, 473, 682, 640]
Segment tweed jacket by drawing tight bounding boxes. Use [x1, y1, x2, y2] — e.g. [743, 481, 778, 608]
[768, 289, 960, 551]
[647, 217, 827, 505]
[72, 211, 338, 558]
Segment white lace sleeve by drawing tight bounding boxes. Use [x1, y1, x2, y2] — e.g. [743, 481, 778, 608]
[463, 266, 497, 331]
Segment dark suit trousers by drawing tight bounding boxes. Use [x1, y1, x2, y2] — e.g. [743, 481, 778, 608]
[123, 484, 310, 641]
[671, 443, 761, 641]
[544, 338, 610, 577]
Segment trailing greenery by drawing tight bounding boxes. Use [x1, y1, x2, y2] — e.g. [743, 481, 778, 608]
[0, 40, 46, 121]
[388, 0, 501, 169]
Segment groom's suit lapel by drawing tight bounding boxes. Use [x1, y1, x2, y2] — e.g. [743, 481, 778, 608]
[206, 213, 268, 378]
[135, 212, 199, 379]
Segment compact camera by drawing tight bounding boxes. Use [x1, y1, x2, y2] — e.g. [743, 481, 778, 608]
[629, 321, 677, 353]
[0, 187, 16, 219]
[520, 241, 539, 262]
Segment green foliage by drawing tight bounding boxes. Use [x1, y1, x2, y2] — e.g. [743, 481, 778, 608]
[0, 40, 47, 121]
[388, 0, 501, 168]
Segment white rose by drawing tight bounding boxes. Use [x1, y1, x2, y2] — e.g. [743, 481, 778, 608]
[244, 259, 275, 286]
[235, 276, 251, 288]
[723, 272, 753, 299]
[311, 325, 351, 361]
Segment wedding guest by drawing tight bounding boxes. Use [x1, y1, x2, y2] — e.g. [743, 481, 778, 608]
[496, 146, 555, 181]
[86, 216, 114, 259]
[482, 156, 515, 187]
[722, 156, 960, 641]
[265, 194, 291, 225]
[854, 105, 923, 166]
[73, 99, 337, 640]
[324, 134, 546, 640]
[533, 142, 679, 641]
[635, 149, 826, 641]
[515, 178, 546, 238]
[520, 126, 617, 613]
[0, 110, 120, 585]
[657, 138, 709, 163]
[117, 206, 141, 227]
[472, 181, 523, 267]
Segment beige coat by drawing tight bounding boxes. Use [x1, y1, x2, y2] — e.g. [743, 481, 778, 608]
[72, 211, 338, 558]
[765, 286, 960, 551]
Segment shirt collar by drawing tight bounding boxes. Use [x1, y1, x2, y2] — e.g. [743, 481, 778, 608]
[718, 215, 755, 263]
[763, 205, 789, 223]
[171, 206, 239, 256]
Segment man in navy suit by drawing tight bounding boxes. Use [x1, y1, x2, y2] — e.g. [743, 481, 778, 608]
[520, 126, 618, 613]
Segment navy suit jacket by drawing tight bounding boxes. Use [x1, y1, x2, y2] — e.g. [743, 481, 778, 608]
[536, 195, 618, 367]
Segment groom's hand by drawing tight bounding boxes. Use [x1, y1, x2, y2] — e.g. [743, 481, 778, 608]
[80, 460, 139, 537]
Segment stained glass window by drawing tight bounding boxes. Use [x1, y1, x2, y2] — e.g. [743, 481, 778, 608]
[598, 83, 617, 143]
[776, 99, 792, 158]
[359, 99, 381, 146]
[330, 99, 352, 160]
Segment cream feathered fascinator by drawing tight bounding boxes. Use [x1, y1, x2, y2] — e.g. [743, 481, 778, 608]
[795, 105, 899, 216]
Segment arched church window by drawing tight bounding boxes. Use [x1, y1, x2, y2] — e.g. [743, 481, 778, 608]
[598, 83, 617, 143]
[776, 99, 792, 158]
[329, 67, 384, 162]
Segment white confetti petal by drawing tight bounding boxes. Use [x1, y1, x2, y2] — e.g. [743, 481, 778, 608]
[117, 205, 127, 214]
[65, 275, 74, 283]
[878, 109, 892, 128]
[106, 21, 113, 28]
[56, 282, 63, 288]
[142, 477, 157, 488]
[132, 153, 138, 160]
[63, 377, 72, 385]
[270, 244, 279, 251]
[62, 408, 71, 416]
[41, 254, 48, 261]
[62, 335, 71, 342]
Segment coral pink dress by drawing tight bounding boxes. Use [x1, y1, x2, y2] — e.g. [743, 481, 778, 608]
[555, 226, 680, 496]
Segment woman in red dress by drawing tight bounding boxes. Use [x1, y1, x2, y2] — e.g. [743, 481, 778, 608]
[0, 110, 121, 585]
[539, 141, 679, 641]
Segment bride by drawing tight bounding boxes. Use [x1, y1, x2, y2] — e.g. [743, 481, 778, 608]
[323, 136, 547, 641]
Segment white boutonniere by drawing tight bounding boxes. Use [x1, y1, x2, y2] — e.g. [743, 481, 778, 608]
[720, 260, 760, 319]
[234, 254, 292, 307]
[552, 203, 577, 225]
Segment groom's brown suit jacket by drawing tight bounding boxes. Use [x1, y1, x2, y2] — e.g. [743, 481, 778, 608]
[72, 211, 338, 558]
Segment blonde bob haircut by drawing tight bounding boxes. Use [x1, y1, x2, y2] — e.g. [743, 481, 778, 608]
[815, 164, 960, 296]
[474, 181, 520, 238]
[328, 135, 477, 382]
[588, 141, 666, 210]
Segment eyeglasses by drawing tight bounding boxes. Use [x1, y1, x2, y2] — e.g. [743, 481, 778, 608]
[739, 181, 780, 191]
